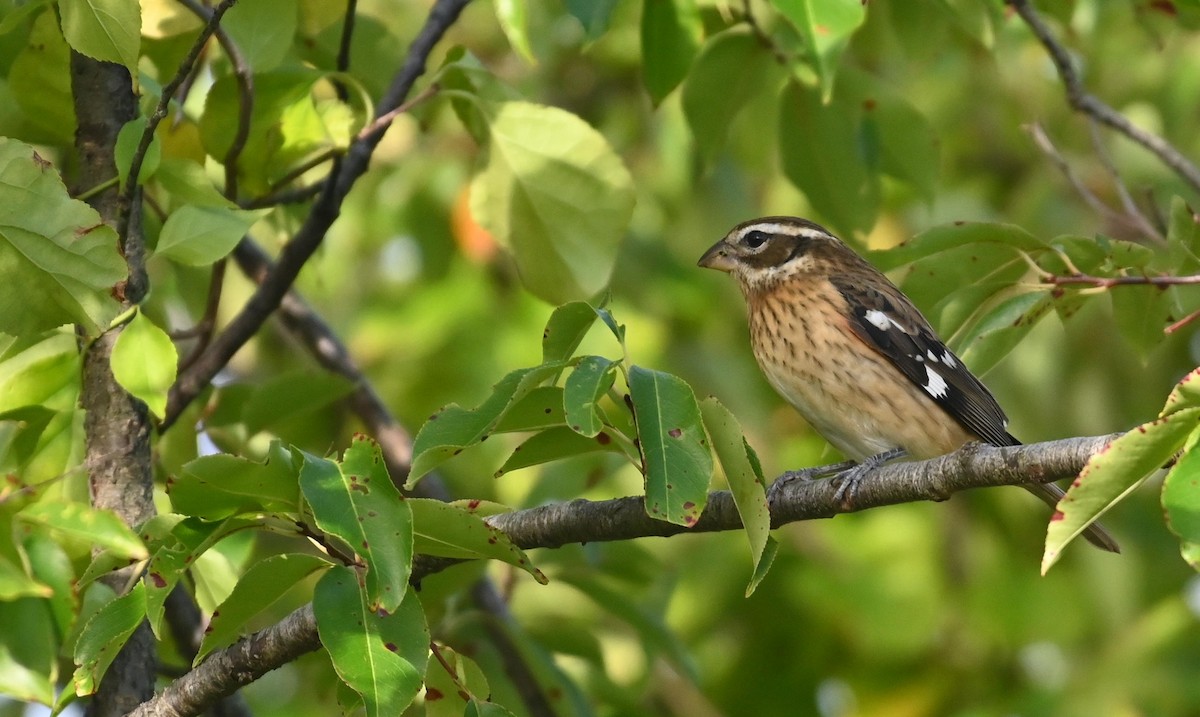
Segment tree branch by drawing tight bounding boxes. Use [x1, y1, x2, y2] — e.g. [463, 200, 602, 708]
[1008, 0, 1200, 196]
[161, 0, 474, 431]
[128, 434, 1120, 717]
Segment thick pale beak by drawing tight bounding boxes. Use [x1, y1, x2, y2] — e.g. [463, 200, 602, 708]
[697, 240, 737, 273]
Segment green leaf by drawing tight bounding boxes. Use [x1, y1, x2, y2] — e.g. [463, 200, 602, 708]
[155, 204, 267, 266]
[170, 441, 301, 519]
[1043, 408, 1200, 573]
[541, 301, 598, 363]
[0, 555, 51, 600]
[641, 0, 702, 104]
[241, 370, 356, 436]
[491, 386, 568, 433]
[956, 291, 1050, 375]
[775, 0, 866, 100]
[629, 366, 712, 526]
[300, 438, 413, 612]
[110, 310, 177, 419]
[564, 356, 617, 437]
[410, 363, 565, 484]
[424, 646, 494, 717]
[8, 12, 76, 145]
[71, 583, 146, 696]
[1161, 367, 1200, 416]
[872, 222, 1045, 271]
[778, 80, 878, 236]
[495, 0, 535, 63]
[197, 553, 332, 663]
[1163, 433, 1200, 545]
[681, 28, 774, 161]
[409, 498, 547, 584]
[0, 138, 125, 335]
[470, 102, 635, 304]
[313, 566, 425, 717]
[59, 0, 140, 78]
[495, 426, 623, 476]
[1166, 196, 1200, 266]
[114, 117, 161, 188]
[1111, 284, 1173, 361]
[0, 406, 56, 476]
[222, 0, 297, 72]
[17, 502, 146, 560]
[566, 0, 618, 38]
[0, 597, 57, 704]
[744, 536, 780, 597]
[699, 397, 771, 590]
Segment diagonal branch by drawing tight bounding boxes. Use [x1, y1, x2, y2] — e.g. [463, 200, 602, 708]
[1008, 0, 1200, 196]
[160, 0, 474, 431]
[127, 433, 1121, 717]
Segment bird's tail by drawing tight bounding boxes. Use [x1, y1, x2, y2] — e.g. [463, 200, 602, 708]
[1022, 480, 1121, 553]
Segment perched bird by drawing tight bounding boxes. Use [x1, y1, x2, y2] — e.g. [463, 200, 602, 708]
[698, 216, 1119, 552]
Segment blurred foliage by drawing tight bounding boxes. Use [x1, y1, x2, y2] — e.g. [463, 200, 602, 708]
[3, 0, 1200, 715]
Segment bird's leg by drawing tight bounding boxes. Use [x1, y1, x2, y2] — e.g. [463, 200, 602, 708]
[767, 459, 858, 502]
[832, 447, 907, 508]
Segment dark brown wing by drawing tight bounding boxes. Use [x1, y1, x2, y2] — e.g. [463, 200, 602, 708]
[830, 276, 1018, 448]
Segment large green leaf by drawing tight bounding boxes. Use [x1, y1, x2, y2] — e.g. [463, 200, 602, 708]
[778, 80, 878, 236]
[1163, 432, 1200, 546]
[629, 366, 712, 526]
[1043, 407, 1199, 573]
[313, 566, 425, 717]
[410, 363, 565, 484]
[59, 0, 140, 77]
[541, 302, 599, 364]
[17, 503, 146, 560]
[110, 310, 177, 419]
[154, 205, 268, 266]
[641, 0, 702, 104]
[409, 498, 547, 584]
[470, 102, 635, 304]
[0, 597, 56, 704]
[8, 11, 75, 145]
[0, 138, 125, 335]
[71, 583, 146, 696]
[564, 355, 617, 437]
[169, 441, 301, 519]
[197, 553, 332, 663]
[222, 0, 297, 72]
[300, 437, 413, 612]
[681, 28, 774, 161]
[699, 396, 771, 593]
[775, 0, 866, 100]
[424, 646, 500, 717]
[495, 426, 623, 477]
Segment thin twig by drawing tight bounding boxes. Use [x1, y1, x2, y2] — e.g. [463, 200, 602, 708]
[1086, 118, 1165, 240]
[239, 182, 326, 210]
[1042, 272, 1200, 288]
[1009, 0, 1200, 195]
[161, 0, 474, 431]
[120, 0, 241, 235]
[334, 0, 358, 102]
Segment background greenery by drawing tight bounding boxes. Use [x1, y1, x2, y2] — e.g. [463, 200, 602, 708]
[2, 0, 1200, 715]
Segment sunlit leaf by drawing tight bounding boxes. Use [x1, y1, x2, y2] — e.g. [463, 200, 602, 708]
[154, 205, 267, 266]
[18, 503, 146, 560]
[300, 437, 413, 612]
[59, 0, 140, 77]
[110, 310, 177, 419]
[0, 596, 56, 704]
[0, 138, 125, 335]
[470, 102, 634, 304]
[169, 441, 301, 519]
[495, 0, 535, 63]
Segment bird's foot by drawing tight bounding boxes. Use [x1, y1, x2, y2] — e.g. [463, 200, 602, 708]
[831, 448, 907, 510]
[767, 460, 857, 503]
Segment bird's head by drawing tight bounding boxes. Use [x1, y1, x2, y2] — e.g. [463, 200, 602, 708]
[697, 216, 850, 292]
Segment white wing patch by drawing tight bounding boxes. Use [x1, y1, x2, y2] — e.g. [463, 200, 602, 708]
[864, 309, 908, 333]
[923, 364, 949, 398]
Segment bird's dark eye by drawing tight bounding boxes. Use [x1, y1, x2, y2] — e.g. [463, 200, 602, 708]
[743, 230, 769, 249]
